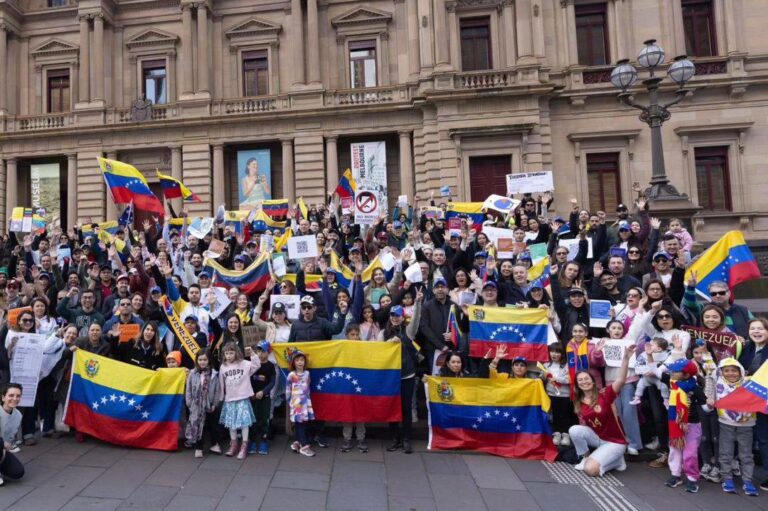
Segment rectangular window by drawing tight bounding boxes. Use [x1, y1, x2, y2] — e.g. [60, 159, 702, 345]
[460, 17, 491, 71]
[349, 40, 377, 88]
[48, 0, 68, 6]
[47, 68, 70, 113]
[682, 0, 716, 57]
[695, 146, 731, 211]
[575, 3, 609, 66]
[586, 153, 621, 212]
[242, 50, 269, 97]
[142, 59, 167, 105]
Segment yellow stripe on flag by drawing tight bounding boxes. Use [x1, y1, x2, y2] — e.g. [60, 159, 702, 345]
[73, 351, 185, 396]
[273, 340, 401, 372]
[425, 375, 550, 409]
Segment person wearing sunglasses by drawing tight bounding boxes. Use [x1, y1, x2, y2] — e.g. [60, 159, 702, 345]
[626, 247, 651, 282]
[642, 252, 685, 305]
[681, 276, 755, 339]
[287, 296, 346, 343]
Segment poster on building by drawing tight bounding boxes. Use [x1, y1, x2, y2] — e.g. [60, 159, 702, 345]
[351, 141, 387, 214]
[30, 163, 61, 225]
[237, 149, 272, 210]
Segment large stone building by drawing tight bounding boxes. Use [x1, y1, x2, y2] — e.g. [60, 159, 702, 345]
[0, 0, 767, 244]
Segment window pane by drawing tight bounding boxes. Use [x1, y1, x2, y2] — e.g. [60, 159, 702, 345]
[586, 153, 620, 212]
[683, 0, 715, 56]
[695, 147, 730, 211]
[257, 68, 269, 95]
[363, 59, 376, 87]
[143, 66, 167, 105]
[576, 6, 608, 66]
[460, 18, 491, 71]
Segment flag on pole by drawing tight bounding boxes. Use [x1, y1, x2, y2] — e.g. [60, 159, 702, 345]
[157, 171, 201, 202]
[98, 158, 165, 216]
[684, 230, 761, 300]
[334, 169, 357, 199]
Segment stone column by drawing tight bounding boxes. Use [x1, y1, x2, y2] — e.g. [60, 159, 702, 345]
[291, 0, 305, 86]
[502, 1, 516, 67]
[67, 154, 77, 229]
[325, 136, 338, 194]
[307, 0, 320, 85]
[281, 139, 295, 202]
[78, 15, 90, 103]
[407, 0, 420, 78]
[93, 13, 104, 103]
[170, 145, 183, 213]
[196, 3, 209, 93]
[0, 24, 7, 113]
[212, 144, 225, 211]
[6, 159, 17, 228]
[515, 0, 534, 62]
[447, 4, 459, 70]
[105, 152, 118, 221]
[433, 0, 450, 70]
[399, 131, 414, 198]
[181, 4, 194, 95]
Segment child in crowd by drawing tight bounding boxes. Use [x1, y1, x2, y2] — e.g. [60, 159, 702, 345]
[708, 358, 758, 496]
[185, 351, 222, 458]
[691, 339, 720, 483]
[544, 344, 575, 446]
[0, 384, 22, 454]
[166, 351, 182, 369]
[666, 218, 694, 254]
[287, 351, 316, 457]
[566, 323, 605, 394]
[248, 341, 275, 455]
[341, 324, 368, 453]
[218, 342, 261, 460]
[630, 338, 671, 406]
[662, 359, 708, 494]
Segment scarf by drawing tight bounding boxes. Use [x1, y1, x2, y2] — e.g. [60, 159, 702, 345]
[668, 379, 691, 449]
[566, 339, 589, 398]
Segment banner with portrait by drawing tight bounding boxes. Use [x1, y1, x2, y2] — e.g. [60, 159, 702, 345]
[237, 149, 272, 210]
[31, 162, 61, 225]
[351, 141, 387, 214]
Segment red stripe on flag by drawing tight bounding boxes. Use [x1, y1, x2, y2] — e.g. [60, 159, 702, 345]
[430, 427, 558, 461]
[730, 260, 761, 289]
[311, 393, 401, 423]
[716, 388, 768, 414]
[65, 401, 179, 451]
[469, 340, 550, 362]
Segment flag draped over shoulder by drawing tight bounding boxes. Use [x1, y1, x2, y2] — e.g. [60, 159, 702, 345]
[468, 306, 550, 362]
[274, 341, 402, 423]
[425, 376, 557, 461]
[446, 202, 484, 232]
[204, 252, 271, 294]
[98, 157, 165, 216]
[157, 171, 201, 202]
[716, 360, 768, 413]
[685, 230, 760, 299]
[64, 351, 185, 451]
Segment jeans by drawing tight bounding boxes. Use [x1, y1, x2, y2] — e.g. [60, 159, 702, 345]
[389, 376, 415, 442]
[294, 421, 309, 447]
[568, 425, 627, 475]
[719, 423, 754, 482]
[342, 423, 366, 441]
[615, 382, 643, 450]
[669, 423, 702, 481]
[755, 413, 768, 478]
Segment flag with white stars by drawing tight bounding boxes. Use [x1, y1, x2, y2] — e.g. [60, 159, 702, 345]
[64, 351, 185, 451]
[685, 230, 760, 300]
[468, 306, 553, 362]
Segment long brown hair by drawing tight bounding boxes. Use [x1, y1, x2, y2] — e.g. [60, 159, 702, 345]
[135, 321, 163, 355]
[573, 370, 598, 415]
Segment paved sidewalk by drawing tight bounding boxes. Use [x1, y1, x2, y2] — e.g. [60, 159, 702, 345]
[0, 435, 764, 511]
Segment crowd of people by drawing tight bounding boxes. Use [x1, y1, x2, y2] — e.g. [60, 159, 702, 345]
[0, 189, 765, 496]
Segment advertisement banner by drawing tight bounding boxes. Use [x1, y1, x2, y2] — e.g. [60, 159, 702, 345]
[30, 163, 61, 225]
[351, 141, 387, 213]
[237, 149, 272, 210]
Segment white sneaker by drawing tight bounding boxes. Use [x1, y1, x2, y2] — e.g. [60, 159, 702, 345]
[194, 449, 203, 458]
[561, 433, 571, 446]
[629, 396, 642, 406]
[615, 456, 627, 472]
[701, 463, 712, 476]
[627, 447, 639, 456]
[575, 457, 587, 471]
[553, 432, 562, 446]
[644, 437, 659, 450]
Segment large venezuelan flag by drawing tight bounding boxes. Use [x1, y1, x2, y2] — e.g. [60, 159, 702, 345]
[282, 273, 323, 292]
[468, 306, 550, 362]
[274, 341, 402, 422]
[64, 351, 185, 451]
[685, 230, 761, 300]
[446, 202, 485, 232]
[426, 376, 557, 460]
[205, 252, 271, 294]
[716, 359, 768, 413]
[98, 157, 165, 215]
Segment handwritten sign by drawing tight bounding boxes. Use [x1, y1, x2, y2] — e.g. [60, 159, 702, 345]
[506, 171, 554, 195]
[118, 323, 141, 343]
[683, 325, 740, 362]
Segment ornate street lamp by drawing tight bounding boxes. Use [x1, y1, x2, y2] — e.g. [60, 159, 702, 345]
[611, 39, 696, 201]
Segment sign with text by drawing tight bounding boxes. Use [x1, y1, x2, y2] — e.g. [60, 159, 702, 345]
[351, 141, 387, 214]
[683, 325, 740, 362]
[506, 171, 554, 195]
[353, 188, 380, 225]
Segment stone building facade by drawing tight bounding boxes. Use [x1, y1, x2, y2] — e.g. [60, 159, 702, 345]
[0, 0, 767, 244]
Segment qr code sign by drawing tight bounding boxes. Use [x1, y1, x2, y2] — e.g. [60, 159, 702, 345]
[603, 344, 623, 362]
[296, 240, 308, 254]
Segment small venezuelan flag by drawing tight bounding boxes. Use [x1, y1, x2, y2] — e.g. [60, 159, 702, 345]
[335, 169, 357, 199]
[426, 376, 557, 460]
[205, 252, 271, 294]
[64, 351, 185, 451]
[157, 171, 201, 202]
[468, 306, 550, 362]
[716, 359, 768, 413]
[685, 230, 761, 300]
[275, 341, 402, 423]
[261, 199, 290, 219]
[446, 202, 485, 232]
[282, 273, 323, 292]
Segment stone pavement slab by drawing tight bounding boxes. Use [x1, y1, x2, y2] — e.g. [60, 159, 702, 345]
[463, 454, 526, 491]
[479, 488, 543, 511]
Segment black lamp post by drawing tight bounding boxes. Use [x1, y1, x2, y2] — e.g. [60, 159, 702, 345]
[611, 39, 696, 201]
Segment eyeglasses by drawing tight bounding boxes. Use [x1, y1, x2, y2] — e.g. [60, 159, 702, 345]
[120, 303, 131, 307]
[710, 290, 728, 296]
[628, 250, 640, 254]
[653, 258, 669, 263]
[20, 318, 33, 323]
[656, 314, 672, 320]
[300, 304, 313, 310]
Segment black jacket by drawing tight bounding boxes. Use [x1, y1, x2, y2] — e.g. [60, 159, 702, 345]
[288, 313, 345, 342]
[418, 297, 452, 351]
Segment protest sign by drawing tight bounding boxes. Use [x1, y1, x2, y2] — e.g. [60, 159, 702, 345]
[379, 251, 397, 271]
[506, 171, 554, 195]
[528, 243, 548, 262]
[589, 300, 613, 328]
[440, 185, 451, 197]
[459, 291, 476, 306]
[558, 237, 593, 259]
[272, 294, 301, 320]
[202, 287, 231, 319]
[9, 333, 46, 407]
[242, 325, 260, 346]
[597, 338, 637, 368]
[341, 196, 353, 214]
[482, 225, 515, 245]
[288, 235, 319, 260]
[206, 239, 226, 258]
[353, 188, 381, 225]
[497, 238, 515, 259]
[448, 218, 462, 238]
[404, 263, 422, 283]
[118, 324, 141, 343]
[683, 325, 741, 362]
[272, 254, 287, 277]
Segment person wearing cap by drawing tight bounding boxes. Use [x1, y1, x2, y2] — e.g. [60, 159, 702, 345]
[247, 340, 275, 455]
[380, 290, 424, 454]
[387, 221, 407, 250]
[477, 280, 502, 308]
[642, 252, 685, 305]
[92, 264, 116, 311]
[607, 203, 633, 246]
[196, 270, 213, 290]
[550, 266, 590, 342]
[418, 277, 454, 367]
[175, 315, 208, 369]
[100, 273, 132, 320]
[165, 351, 183, 368]
[163, 264, 211, 336]
[487, 345, 542, 380]
[287, 295, 346, 343]
[103, 294, 145, 347]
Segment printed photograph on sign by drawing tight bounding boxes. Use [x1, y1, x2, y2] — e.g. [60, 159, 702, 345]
[351, 141, 387, 213]
[237, 149, 272, 210]
[30, 163, 61, 225]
